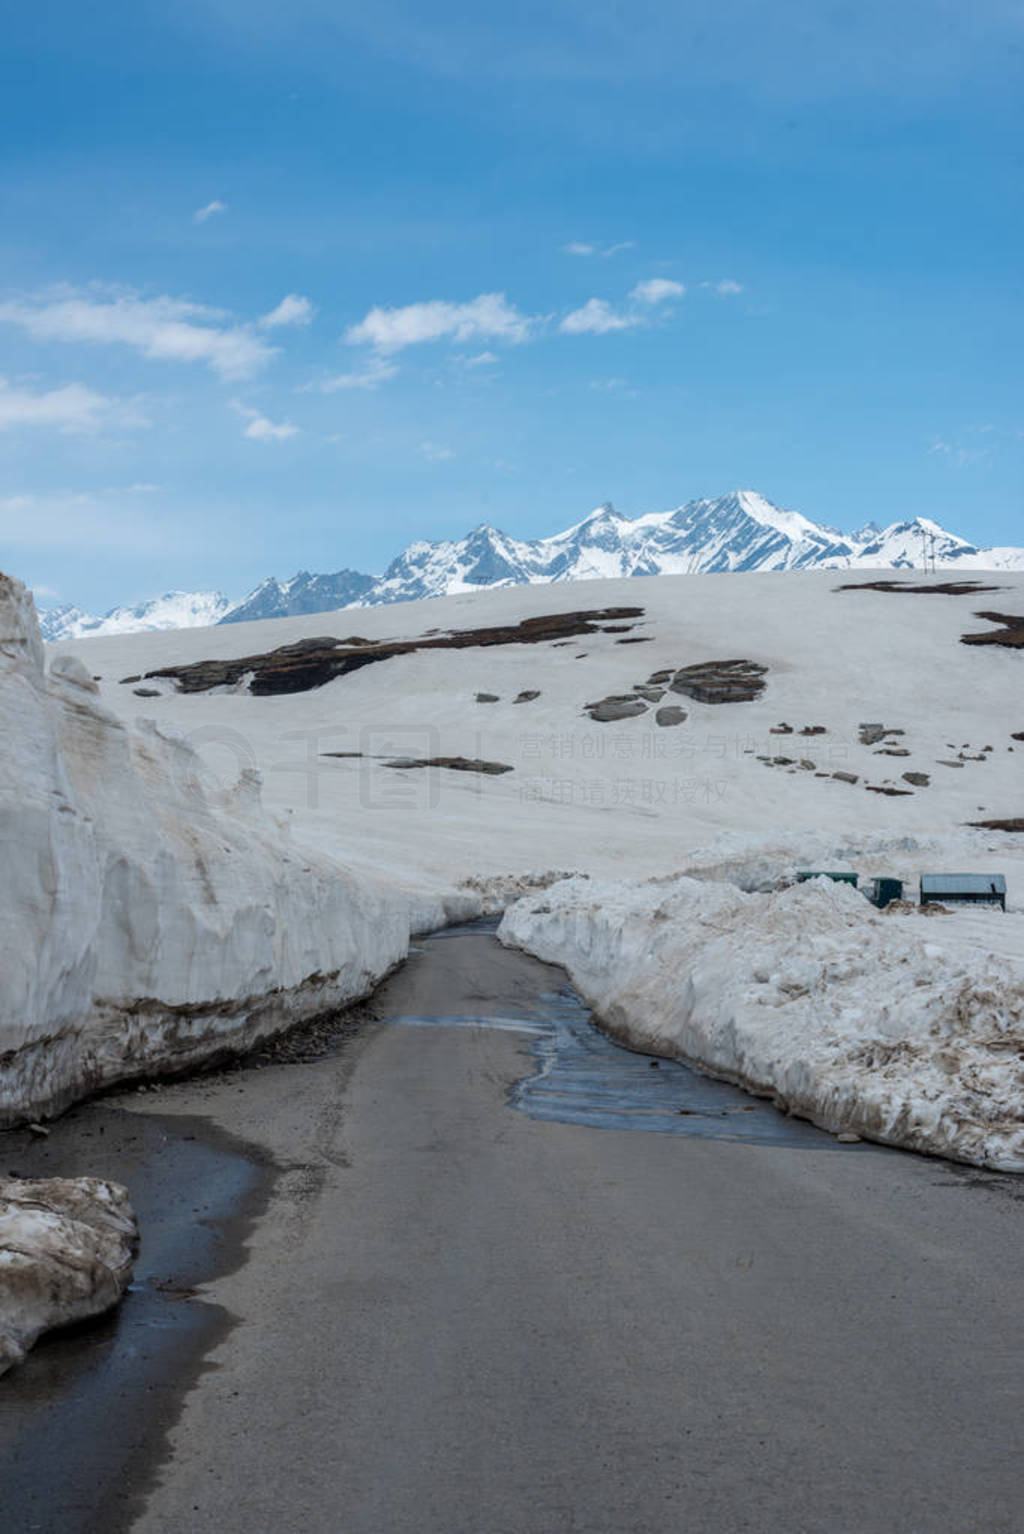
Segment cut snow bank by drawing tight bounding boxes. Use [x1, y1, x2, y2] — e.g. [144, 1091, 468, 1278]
[0, 573, 476, 1123]
[499, 875, 1024, 1170]
[0, 1175, 138, 1375]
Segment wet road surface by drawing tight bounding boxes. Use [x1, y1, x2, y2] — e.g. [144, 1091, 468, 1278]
[4, 922, 1024, 1533]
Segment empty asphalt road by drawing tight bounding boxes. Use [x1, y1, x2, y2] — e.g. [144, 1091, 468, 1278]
[8, 924, 1024, 1533]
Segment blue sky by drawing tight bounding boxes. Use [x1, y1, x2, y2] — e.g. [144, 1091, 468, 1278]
[1, 0, 1022, 611]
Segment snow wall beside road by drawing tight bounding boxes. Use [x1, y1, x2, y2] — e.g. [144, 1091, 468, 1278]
[500, 873, 1024, 1171]
[0, 572, 473, 1124]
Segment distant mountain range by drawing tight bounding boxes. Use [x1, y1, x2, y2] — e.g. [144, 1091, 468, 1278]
[39, 489, 1024, 643]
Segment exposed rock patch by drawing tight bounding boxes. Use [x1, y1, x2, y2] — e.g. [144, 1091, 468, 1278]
[475, 692, 499, 703]
[383, 756, 514, 775]
[585, 696, 649, 723]
[513, 690, 541, 704]
[967, 818, 1024, 832]
[903, 772, 931, 787]
[655, 705, 687, 728]
[837, 579, 1002, 595]
[961, 612, 1024, 650]
[859, 723, 905, 746]
[668, 659, 767, 705]
[139, 607, 645, 696]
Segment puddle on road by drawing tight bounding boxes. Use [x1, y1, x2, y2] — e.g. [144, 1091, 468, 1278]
[389, 923, 851, 1150]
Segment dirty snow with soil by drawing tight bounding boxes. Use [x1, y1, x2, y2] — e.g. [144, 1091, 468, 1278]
[4, 562, 1024, 1168]
[0, 1175, 138, 1375]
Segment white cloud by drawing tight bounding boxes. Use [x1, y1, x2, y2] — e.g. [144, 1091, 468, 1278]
[709, 279, 744, 296]
[559, 298, 637, 335]
[0, 377, 137, 434]
[630, 278, 685, 305]
[311, 356, 399, 392]
[563, 240, 636, 258]
[346, 292, 532, 352]
[419, 440, 455, 462]
[0, 287, 276, 379]
[232, 402, 300, 441]
[260, 294, 315, 329]
[194, 200, 227, 224]
[461, 350, 499, 367]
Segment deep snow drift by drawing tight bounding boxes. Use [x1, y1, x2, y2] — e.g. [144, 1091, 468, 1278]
[0, 1175, 138, 1375]
[500, 875, 1024, 1171]
[0, 572, 473, 1125]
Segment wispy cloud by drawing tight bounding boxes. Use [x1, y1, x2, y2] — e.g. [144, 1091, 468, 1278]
[419, 440, 455, 462]
[309, 355, 399, 392]
[0, 377, 142, 434]
[700, 278, 744, 296]
[630, 278, 685, 305]
[929, 435, 992, 468]
[461, 350, 499, 367]
[193, 200, 227, 224]
[563, 240, 636, 258]
[260, 293, 315, 329]
[232, 401, 300, 440]
[346, 292, 533, 352]
[0, 286, 276, 379]
[560, 298, 637, 335]
[589, 377, 636, 394]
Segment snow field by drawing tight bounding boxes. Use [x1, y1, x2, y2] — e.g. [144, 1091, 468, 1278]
[56, 568, 1024, 896]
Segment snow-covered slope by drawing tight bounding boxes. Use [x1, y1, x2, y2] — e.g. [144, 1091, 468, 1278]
[38, 490, 1024, 638]
[0, 572, 474, 1125]
[56, 566, 1024, 891]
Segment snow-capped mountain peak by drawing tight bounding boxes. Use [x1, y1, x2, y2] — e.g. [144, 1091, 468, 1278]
[39, 590, 232, 643]
[36, 489, 1024, 641]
